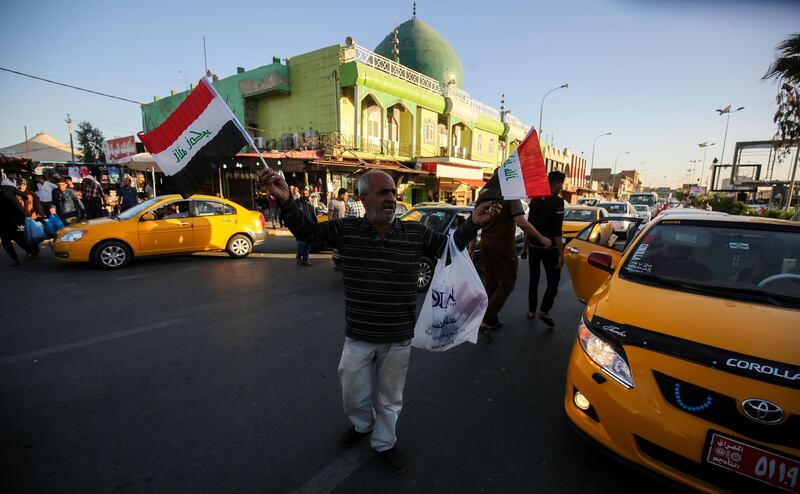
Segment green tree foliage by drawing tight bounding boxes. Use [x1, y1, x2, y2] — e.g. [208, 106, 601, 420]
[764, 33, 800, 155]
[75, 121, 106, 163]
[707, 194, 749, 215]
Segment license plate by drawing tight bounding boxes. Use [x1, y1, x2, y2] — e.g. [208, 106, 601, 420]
[706, 432, 800, 493]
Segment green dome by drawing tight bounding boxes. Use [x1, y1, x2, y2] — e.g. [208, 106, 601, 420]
[374, 18, 464, 88]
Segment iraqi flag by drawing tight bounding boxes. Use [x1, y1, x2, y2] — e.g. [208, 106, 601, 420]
[478, 128, 549, 201]
[138, 78, 249, 198]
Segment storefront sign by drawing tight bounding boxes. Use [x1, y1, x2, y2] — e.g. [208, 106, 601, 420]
[103, 136, 137, 163]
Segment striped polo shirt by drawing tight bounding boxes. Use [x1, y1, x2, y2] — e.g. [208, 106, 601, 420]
[281, 198, 479, 343]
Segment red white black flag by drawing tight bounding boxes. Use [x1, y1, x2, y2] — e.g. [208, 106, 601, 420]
[138, 78, 249, 198]
[479, 128, 549, 201]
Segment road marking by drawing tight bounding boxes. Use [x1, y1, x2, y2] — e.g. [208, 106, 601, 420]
[193, 252, 330, 260]
[291, 446, 373, 494]
[0, 318, 184, 367]
[116, 274, 148, 281]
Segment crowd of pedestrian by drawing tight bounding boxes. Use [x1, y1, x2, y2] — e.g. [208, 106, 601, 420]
[0, 171, 154, 267]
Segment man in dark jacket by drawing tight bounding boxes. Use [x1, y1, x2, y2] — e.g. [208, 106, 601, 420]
[51, 177, 85, 224]
[295, 187, 317, 266]
[1, 178, 37, 266]
[261, 168, 500, 475]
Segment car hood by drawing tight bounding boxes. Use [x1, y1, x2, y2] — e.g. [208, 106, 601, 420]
[60, 218, 117, 232]
[588, 277, 799, 365]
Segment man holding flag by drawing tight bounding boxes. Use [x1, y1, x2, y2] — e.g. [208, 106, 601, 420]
[261, 168, 501, 475]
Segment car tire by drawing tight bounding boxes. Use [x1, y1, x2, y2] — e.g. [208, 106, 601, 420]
[417, 256, 434, 292]
[92, 240, 132, 270]
[226, 234, 252, 258]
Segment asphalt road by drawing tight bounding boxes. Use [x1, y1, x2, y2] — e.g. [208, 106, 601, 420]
[1, 237, 674, 493]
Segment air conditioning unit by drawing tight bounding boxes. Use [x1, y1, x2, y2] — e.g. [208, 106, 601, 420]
[253, 137, 265, 149]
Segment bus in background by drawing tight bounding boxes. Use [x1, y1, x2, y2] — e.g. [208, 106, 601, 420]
[628, 192, 659, 218]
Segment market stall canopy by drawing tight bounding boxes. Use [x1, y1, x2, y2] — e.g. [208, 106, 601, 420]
[121, 152, 163, 173]
[0, 132, 83, 162]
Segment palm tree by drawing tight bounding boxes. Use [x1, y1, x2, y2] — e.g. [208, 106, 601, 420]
[764, 33, 800, 210]
[764, 33, 800, 85]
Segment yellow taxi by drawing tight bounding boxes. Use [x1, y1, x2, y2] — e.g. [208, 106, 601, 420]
[562, 206, 613, 243]
[52, 194, 267, 269]
[563, 211, 800, 493]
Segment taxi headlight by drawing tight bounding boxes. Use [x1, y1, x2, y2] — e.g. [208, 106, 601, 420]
[59, 230, 87, 242]
[578, 318, 634, 388]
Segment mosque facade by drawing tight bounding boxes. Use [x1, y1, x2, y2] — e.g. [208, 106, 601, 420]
[141, 13, 585, 204]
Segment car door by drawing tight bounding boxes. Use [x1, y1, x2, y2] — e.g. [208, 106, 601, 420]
[137, 200, 193, 254]
[564, 217, 641, 302]
[190, 200, 237, 250]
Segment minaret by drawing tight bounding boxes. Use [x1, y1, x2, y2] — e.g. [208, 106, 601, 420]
[392, 25, 400, 63]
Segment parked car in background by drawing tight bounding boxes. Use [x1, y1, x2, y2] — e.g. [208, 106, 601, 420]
[598, 201, 638, 239]
[633, 204, 651, 222]
[52, 195, 267, 269]
[577, 197, 601, 207]
[563, 210, 800, 493]
[562, 206, 612, 243]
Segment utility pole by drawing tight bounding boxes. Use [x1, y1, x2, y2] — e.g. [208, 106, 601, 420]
[65, 114, 75, 163]
[24, 126, 30, 159]
[698, 141, 715, 188]
[785, 146, 799, 212]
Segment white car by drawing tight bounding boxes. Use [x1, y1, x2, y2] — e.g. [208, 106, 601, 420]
[598, 201, 638, 238]
[632, 204, 651, 221]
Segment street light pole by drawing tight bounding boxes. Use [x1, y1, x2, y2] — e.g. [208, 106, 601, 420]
[589, 132, 611, 191]
[698, 141, 715, 189]
[65, 114, 75, 163]
[612, 151, 629, 199]
[539, 83, 569, 136]
[716, 106, 744, 185]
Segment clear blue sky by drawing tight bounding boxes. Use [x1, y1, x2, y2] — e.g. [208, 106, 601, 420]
[1, 0, 797, 187]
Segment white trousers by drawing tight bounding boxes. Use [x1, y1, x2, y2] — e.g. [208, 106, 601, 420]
[338, 337, 412, 452]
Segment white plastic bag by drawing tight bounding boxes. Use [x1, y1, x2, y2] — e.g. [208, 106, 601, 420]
[412, 235, 488, 351]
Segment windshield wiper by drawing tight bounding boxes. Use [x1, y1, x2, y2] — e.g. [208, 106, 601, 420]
[622, 272, 797, 308]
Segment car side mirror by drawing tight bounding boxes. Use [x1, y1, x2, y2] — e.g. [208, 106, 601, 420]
[141, 212, 156, 222]
[588, 251, 614, 273]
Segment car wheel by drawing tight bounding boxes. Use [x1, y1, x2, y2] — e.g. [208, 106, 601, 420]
[417, 256, 434, 292]
[93, 240, 131, 270]
[226, 234, 252, 258]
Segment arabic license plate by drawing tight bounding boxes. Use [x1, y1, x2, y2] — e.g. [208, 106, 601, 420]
[706, 432, 800, 493]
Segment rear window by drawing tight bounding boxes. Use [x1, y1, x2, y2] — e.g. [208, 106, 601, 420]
[621, 223, 800, 307]
[602, 203, 627, 214]
[565, 209, 595, 222]
[400, 209, 457, 232]
[630, 195, 656, 206]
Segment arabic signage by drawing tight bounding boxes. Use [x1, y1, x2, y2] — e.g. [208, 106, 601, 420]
[103, 136, 137, 163]
[689, 186, 708, 196]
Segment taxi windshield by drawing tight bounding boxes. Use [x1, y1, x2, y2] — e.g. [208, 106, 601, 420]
[565, 209, 595, 222]
[115, 197, 163, 220]
[621, 223, 800, 307]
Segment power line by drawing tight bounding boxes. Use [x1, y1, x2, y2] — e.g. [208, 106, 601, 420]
[0, 67, 145, 106]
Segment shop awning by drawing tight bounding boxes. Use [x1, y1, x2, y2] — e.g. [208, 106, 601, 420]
[456, 178, 486, 188]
